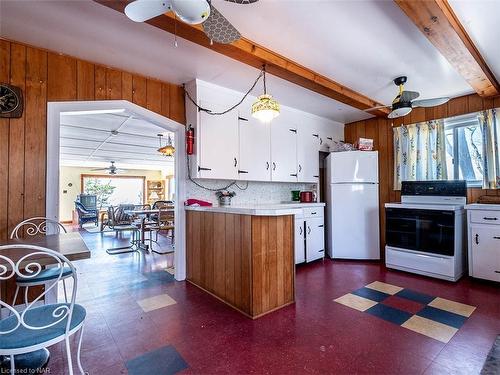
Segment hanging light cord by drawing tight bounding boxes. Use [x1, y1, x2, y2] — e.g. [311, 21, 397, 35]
[186, 154, 248, 192]
[183, 65, 265, 116]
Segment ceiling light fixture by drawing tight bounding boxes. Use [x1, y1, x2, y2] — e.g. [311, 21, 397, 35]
[62, 109, 126, 116]
[157, 134, 175, 157]
[251, 66, 280, 123]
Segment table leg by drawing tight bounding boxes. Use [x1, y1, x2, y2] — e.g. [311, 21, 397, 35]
[138, 217, 149, 251]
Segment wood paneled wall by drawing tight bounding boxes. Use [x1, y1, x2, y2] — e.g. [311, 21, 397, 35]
[345, 93, 500, 257]
[0, 39, 186, 241]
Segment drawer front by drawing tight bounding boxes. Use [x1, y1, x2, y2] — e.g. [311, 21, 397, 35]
[303, 207, 324, 218]
[386, 247, 455, 277]
[470, 210, 500, 225]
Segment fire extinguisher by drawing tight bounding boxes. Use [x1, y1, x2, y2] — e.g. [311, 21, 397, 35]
[186, 125, 194, 155]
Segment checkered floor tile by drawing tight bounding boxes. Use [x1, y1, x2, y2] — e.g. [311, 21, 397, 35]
[334, 281, 476, 343]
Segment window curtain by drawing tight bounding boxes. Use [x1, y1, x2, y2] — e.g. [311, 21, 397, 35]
[478, 109, 500, 189]
[393, 119, 448, 190]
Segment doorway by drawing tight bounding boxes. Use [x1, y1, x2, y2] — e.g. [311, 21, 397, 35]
[47, 100, 186, 281]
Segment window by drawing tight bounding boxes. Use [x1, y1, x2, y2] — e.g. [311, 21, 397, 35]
[82, 175, 145, 209]
[444, 114, 484, 187]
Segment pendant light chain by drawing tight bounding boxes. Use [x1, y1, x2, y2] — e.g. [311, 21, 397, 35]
[183, 65, 266, 116]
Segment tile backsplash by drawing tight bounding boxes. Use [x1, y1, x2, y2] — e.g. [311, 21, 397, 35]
[186, 179, 317, 205]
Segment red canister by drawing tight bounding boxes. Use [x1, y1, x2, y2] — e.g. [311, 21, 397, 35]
[300, 191, 313, 203]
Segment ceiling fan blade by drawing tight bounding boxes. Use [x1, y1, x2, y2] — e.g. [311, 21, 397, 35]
[124, 0, 171, 22]
[364, 105, 391, 112]
[412, 97, 450, 108]
[224, 0, 259, 3]
[202, 6, 241, 44]
[90, 167, 109, 171]
[400, 90, 419, 102]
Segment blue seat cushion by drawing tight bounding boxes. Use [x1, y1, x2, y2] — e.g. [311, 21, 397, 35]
[0, 303, 86, 350]
[16, 266, 72, 283]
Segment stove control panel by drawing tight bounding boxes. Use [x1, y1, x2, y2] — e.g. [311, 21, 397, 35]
[401, 181, 467, 197]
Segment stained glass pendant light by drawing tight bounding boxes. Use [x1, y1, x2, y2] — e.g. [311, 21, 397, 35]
[157, 134, 175, 157]
[251, 66, 280, 123]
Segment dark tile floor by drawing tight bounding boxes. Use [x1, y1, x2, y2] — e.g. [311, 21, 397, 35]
[49, 229, 499, 374]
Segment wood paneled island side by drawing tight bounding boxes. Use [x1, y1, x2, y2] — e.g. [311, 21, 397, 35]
[186, 207, 295, 319]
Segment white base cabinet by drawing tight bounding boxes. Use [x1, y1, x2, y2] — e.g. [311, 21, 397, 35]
[294, 207, 325, 264]
[466, 205, 500, 282]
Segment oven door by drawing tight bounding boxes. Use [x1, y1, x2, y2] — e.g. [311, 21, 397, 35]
[386, 208, 455, 256]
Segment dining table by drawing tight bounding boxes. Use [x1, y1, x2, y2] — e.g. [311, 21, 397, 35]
[125, 207, 174, 253]
[0, 231, 91, 372]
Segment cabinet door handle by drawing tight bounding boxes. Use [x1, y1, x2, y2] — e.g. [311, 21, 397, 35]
[493, 236, 500, 240]
[299, 227, 303, 235]
[311, 212, 317, 215]
[307, 226, 311, 235]
[266, 162, 270, 170]
[475, 234, 479, 244]
[298, 164, 302, 172]
[320, 137, 323, 145]
[290, 173, 298, 177]
[327, 137, 333, 141]
[234, 158, 238, 167]
[483, 217, 498, 221]
[318, 224, 324, 228]
[198, 166, 212, 171]
[495, 271, 500, 274]
[272, 162, 276, 171]
[238, 170, 248, 174]
[289, 128, 297, 133]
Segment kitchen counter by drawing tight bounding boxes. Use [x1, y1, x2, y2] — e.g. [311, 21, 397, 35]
[465, 203, 500, 211]
[185, 202, 325, 216]
[186, 203, 311, 318]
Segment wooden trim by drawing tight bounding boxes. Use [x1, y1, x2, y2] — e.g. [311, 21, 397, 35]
[93, 0, 388, 116]
[395, 0, 500, 97]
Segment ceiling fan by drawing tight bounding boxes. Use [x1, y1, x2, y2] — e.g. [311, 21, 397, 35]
[124, 0, 258, 44]
[91, 161, 126, 175]
[365, 76, 450, 119]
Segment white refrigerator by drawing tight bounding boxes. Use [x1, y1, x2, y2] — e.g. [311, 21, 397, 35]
[326, 151, 380, 259]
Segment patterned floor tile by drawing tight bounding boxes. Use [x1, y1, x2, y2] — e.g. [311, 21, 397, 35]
[137, 293, 177, 312]
[428, 297, 476, 317]
[365, 281, 403, 295]
[396, 288, 435, 304]
[366, 303, 412, 325]
[402, 315, 458, 343]
[382, 295, 425, 314]
[334, 293, 378, 311]
[126, 345, 188, 375]
[352, 287, 390, 302]
[417, 306, 468, 329]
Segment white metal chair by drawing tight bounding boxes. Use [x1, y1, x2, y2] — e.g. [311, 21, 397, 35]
[0, 244, 86, 374]
[10, 217, 71, 305]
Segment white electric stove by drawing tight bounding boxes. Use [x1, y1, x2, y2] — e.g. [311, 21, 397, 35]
[385, 181, 467, 281]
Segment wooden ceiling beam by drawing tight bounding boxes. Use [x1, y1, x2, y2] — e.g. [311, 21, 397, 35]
[95, 0, 389, 116]
[395, 0, 500, 97]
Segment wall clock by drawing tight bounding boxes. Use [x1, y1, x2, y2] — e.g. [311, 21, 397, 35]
[0, 83, 24, 118]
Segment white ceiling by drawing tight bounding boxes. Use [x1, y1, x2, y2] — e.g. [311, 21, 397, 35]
[0, 0, 495, 123]
[449, 0, 500, 86]
[60, 110, 175, 171]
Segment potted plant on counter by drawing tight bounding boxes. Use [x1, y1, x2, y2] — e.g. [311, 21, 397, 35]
[215, 190, 236, 206]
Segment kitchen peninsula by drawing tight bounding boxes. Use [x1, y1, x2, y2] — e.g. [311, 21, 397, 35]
[185, 203, 325, 318]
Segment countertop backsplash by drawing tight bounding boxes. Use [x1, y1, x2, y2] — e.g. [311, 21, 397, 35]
[186, 179, 317, 205]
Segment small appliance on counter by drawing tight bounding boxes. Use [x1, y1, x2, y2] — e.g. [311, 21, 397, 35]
[291, 190, 301, 202]
[385, 180, 467, 282]
[300, 191, 313, 203]
[215, 191, 236, 206]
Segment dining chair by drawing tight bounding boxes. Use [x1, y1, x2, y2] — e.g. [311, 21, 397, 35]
[0, 244, 86, 375]
[10, 217, 71, 306]
[150, 206, 175, 244]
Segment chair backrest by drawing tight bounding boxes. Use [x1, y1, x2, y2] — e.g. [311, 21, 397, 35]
[152, 200, 174, 209]
[158, 206, 174, 223]
[10, 217, 67, 239]
[0, 244, 78, 335]
[134, 204, 151, 211]
[77, 194, 97, 210]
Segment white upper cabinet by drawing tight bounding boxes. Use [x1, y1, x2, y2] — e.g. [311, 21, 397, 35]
[185, 79, 344, 183]
[238, 109, 271, 181]
[198, 100, 239, 180]
[270, 116, 298, 182]
[297, 125, 320, 183]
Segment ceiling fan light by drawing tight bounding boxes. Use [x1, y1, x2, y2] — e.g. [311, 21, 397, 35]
[251, 94, 280, 123]
[170, 0, 210, 24]
[388, 106, 412, 119]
